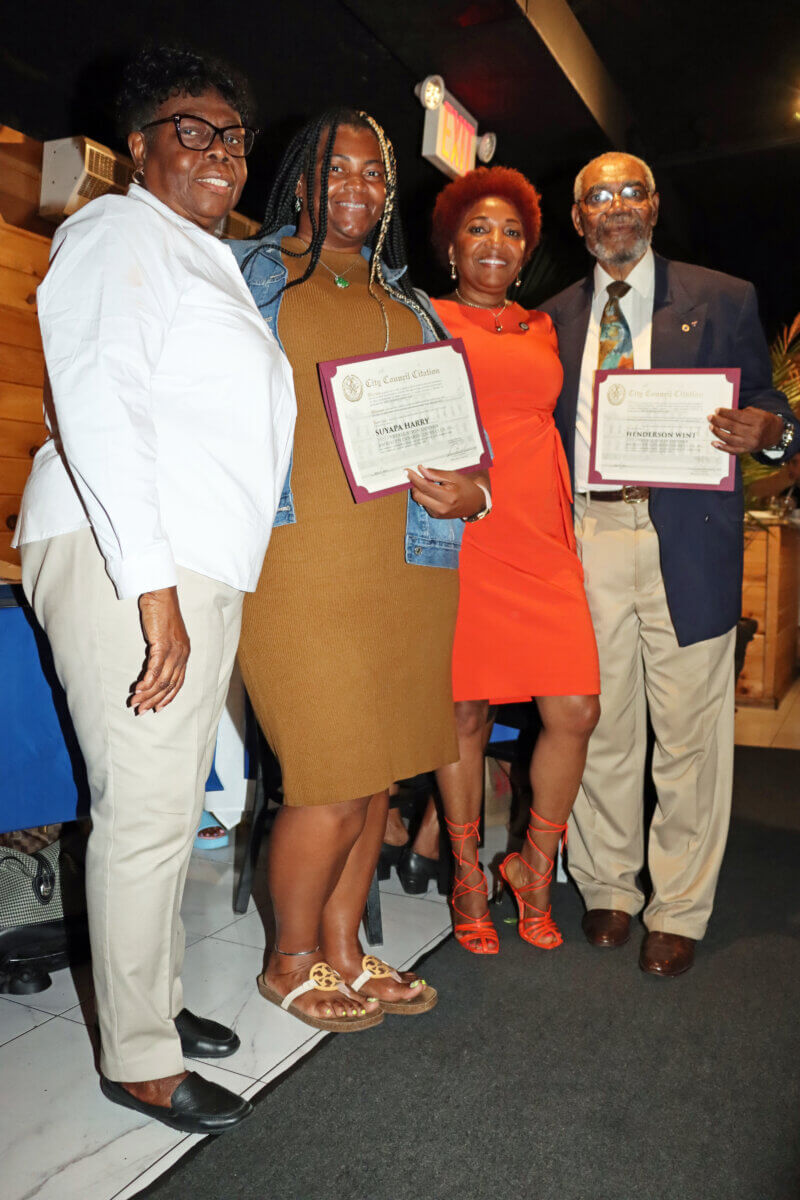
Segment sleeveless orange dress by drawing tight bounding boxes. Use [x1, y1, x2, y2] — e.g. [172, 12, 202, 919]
[433, 299, 599, 702]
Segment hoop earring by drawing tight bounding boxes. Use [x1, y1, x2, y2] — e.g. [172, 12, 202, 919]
[294, 195, 302, 214]
[132, 168, 145, 187]
[449, 260, 457, 281]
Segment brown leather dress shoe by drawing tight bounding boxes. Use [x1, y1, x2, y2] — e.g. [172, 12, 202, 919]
[581, 908, 631, 947]
[639, 930, 695, 977]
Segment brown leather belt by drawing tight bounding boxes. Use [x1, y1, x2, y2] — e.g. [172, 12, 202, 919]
[586, 486, 651, 503]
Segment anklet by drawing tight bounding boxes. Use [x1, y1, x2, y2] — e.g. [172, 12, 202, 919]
[274, 946, 319, 956]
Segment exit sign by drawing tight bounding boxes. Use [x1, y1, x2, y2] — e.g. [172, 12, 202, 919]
[421, 92, 478, 178]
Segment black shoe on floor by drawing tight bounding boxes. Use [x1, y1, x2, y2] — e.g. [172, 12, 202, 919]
[377, 840, 408, 881]
[100, 1071, 253, 1134]
[397, 847, 442, 894]
[175, 1008, 240, 1058]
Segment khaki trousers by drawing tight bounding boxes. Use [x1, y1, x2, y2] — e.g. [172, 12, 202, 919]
[22, 528, 242, 1080]
[571, 495, 735, 940]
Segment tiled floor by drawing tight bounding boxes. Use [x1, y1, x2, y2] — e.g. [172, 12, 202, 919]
[735, 675, 800, 748]
[0, 835, 457, 1200]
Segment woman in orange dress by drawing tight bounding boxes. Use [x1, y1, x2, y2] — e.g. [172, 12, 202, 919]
[430, 167, 600, 954]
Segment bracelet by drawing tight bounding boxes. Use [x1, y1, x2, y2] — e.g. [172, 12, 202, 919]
[462, 482, 492, 523]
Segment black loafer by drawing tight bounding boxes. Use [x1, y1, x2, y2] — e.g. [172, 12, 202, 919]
[175, 1008, 240, 1058]
[100, 1071, 253, 1134]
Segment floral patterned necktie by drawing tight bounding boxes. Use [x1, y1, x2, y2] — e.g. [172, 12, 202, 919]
[598, 280, 633, 369]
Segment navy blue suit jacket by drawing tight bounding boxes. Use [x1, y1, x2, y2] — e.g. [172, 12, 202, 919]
[539, 255, 799, 646]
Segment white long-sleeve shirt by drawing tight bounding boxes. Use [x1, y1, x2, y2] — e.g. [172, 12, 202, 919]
[14, 184, 296, 599]
[574, 248, 655, 491]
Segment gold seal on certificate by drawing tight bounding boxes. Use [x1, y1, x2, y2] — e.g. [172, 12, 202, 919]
[318, 339, 492, 502]
[589, 368, 742, 492]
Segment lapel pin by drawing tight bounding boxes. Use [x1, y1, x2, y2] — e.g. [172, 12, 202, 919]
[681, 323, 691, 332]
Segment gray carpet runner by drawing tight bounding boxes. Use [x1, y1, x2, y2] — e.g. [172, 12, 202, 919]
[142, 746, 800, 1200]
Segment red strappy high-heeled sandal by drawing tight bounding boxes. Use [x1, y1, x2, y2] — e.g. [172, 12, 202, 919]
[498, 808, 567, 949]
[445, 816, 499, 955]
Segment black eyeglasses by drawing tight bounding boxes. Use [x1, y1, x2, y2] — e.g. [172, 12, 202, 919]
[140, 114, 258, 157]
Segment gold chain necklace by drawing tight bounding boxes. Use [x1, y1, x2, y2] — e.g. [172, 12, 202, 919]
[455, 287, 510, 332]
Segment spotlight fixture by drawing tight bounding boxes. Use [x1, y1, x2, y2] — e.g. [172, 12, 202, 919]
[415, 75, 445, 111]
[477, 131, 497, 163]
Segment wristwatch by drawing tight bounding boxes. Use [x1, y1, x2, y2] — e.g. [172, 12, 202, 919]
[765, 418, 796, 454]
[462, 482, 492, 523]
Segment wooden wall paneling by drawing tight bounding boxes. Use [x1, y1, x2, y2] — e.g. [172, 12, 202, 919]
[0, 456, 37, 494]
[738, 524, 800, 707]
[0, 492, 21, 536]
[0, 380, 43, 424]
[0, 127, 52, 238]
[0, 530, 18, 565]
[763, 527, 780, 701]
[774, 625, 797, 701]
[740, 579, 765, 623]
[0, 418, 47, 461]
[742, 528, 767, 575]
[0, 140, 51, 575]
[0, 264, 40, 314]
[739, 527, 768, 702]
[0, 305, 43, 352]
[0, 341, 45, 388]
[0, 220, 50, 277]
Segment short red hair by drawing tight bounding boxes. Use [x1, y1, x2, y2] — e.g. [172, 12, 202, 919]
[431, 166, 542, 267]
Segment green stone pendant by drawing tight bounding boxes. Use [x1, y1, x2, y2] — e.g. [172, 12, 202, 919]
[334, 276, 350, 289]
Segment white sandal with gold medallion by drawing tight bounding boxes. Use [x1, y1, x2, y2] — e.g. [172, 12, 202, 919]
[257, 960, 383, 1032]
[348, 955, 438, 1015]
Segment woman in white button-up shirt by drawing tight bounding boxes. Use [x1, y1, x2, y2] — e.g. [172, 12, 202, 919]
[14, 46, 295, 1135]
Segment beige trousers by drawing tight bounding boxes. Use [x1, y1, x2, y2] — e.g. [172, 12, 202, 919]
[571, 495, 736, 940]
[22, 527, 243, 1080]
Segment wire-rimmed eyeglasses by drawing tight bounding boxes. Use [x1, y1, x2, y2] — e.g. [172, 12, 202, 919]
[140, 114, 258, 157]
[580, 183, 652, 213]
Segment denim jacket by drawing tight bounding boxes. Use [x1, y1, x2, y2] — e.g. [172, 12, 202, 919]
[228, 226, 463, 569]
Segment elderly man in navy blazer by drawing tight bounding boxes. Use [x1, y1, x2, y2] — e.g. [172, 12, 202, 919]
[539, 152, 798, 976]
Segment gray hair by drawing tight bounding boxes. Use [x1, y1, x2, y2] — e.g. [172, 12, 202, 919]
[573, 153, 656, 203]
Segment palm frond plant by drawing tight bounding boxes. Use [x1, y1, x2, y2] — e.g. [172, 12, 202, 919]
[742, 313, 800, 503]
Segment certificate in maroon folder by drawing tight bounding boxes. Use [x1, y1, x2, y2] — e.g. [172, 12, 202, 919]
[588, 368, 740, 492]
[317, 338, 492, 503]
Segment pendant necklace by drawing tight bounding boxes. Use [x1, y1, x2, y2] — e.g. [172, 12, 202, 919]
[455, 287, 509, 332]
[318, 257, 358, 289]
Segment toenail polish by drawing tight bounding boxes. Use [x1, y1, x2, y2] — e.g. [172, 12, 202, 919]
[410, 980, 420, 989]
[360, 1008, 366, 1015]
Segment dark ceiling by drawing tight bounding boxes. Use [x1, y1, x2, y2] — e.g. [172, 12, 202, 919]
[1, 0, 797, 329]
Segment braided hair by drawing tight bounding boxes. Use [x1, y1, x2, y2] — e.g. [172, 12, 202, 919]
[258, 107, 448, 347]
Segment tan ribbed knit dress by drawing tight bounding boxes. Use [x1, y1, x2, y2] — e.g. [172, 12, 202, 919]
[237, 238, 459, 806]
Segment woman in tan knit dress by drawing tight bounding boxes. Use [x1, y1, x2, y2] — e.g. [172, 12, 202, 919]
[233, 110, 490, 1030]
